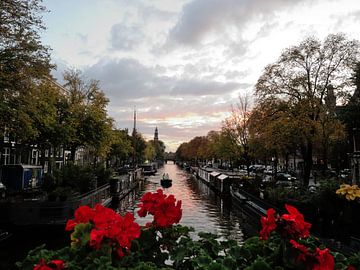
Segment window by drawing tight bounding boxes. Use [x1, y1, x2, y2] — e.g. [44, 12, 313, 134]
[3, 148, 10, 165]
[3, 131, 9, 143]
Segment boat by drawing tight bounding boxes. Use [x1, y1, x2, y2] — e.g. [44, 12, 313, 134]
[160, 173, 172, 188]
[139, 164, 156, 176]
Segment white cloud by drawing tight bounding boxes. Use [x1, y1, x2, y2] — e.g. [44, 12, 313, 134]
[110, 24, 144, 51]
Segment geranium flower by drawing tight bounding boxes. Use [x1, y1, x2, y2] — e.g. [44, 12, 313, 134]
[313, 247, 334, 270]
[33, 259, 64, 270]
[153, 195, 182, 227]
[289, 239, 309, 262]
[137, 189, 182, 228]
[281, 204, 311, 239]
[65, 205, 94, 231]
[89, 229, 105, 249]
[259, 208, 277, 240]
[66, 203, 141, 258]
[137, 189, 166, 217]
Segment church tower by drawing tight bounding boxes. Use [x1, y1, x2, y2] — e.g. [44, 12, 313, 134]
[132, 108, 137, 136]
[154, 126, 158, 141]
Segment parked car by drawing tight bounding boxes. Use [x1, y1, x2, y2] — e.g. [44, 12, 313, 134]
[275, 173, 294, 187]
[249, 165, 265, 173]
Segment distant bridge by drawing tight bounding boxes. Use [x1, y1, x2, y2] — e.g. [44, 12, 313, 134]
[164, 152, 176, 163]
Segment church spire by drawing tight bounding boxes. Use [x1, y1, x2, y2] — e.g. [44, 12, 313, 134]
[132, 107, 137, 136]
[154, 126, 159, 141]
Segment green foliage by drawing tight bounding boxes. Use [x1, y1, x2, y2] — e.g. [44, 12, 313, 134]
[18, 222, 360, 270]
[54, 163, 96, 194]
[0, 0, 52, 141]
[95, 165, 114, 186]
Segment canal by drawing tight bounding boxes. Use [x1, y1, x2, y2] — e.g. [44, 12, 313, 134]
[0, 163, 259, 269]
[113, 162, 259, 241]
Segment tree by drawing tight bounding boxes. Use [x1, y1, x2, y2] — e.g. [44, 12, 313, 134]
[144, 142, 156, 162]
[149, 139, 166, 161]
[249, 98, 302, 174]
[62, 70, 113, 163]
[108, 129, 132, 167]
[175, 136, 210, 163]
[222, 93, 253, 172]
[132, 133, 147, 165]
[0, 0, 52, 145]
[255, 34, 359, 186]
[29, 79, 67, 168]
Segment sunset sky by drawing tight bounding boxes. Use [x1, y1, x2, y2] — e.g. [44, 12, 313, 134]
[41, 0, 360, 151]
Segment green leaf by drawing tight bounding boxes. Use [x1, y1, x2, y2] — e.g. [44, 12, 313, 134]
[71, 222, 93, 248]
[245, 256, 272, 270]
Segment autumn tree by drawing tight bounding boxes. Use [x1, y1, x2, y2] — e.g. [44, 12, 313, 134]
[29, 79, 67, 168]
[249, 98, 302, 173]
[0, 0, 52, 155]
[222, 93, 253, 172]
[175, 136, 210, 163]
[62, 70, 113, 163]
[255, 34, 359, 186]
[175, 142, 190, 161]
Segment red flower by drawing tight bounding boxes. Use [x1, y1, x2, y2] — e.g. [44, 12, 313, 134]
[260, 208, 277, 240]
[115, 212, 141, 250]
[66, 203, 141, 258]
[137, 189, 182, 228]
[65, 205, 94, 231]
[89, 229, 105, 249]
[313, 248, 334, 270]
[281, 204, 311, 239]
[347, 266, 356, 270]
[289, 239, 309, 262]
[34, 259, 65, 270]
[153, 195, 182, 227]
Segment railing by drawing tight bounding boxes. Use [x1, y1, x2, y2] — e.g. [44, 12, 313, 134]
[75, 184, 111, 208]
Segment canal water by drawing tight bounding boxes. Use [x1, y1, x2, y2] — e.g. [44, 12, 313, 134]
[113, 162, 259, 242]
[0, 163, 259, 269]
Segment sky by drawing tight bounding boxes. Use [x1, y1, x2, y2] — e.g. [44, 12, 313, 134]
[40, 0, 360, 152]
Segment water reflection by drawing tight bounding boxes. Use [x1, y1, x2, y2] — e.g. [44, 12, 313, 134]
[113, 163, 259, 243]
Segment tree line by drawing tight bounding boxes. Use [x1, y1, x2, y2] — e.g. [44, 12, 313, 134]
[176, 34, 360, 187]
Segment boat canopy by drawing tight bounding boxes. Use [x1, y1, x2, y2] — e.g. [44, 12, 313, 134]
[210, 171, 221, 177]
[218, 174, 229, 180]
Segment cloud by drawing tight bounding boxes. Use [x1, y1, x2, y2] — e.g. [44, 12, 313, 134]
[110, 24, 144, 51]
[84, 58, 241, 103]
[167, 0, 305, 46]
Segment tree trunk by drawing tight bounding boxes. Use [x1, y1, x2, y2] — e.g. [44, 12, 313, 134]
[274, 152, 278, 176]
[285, 152, 289, 172]
[322, 141, 328, 175]
[70, 146, 77, 163]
